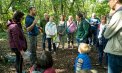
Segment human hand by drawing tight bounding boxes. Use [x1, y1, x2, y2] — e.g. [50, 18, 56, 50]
[20, 50, 24, 55]
[33, 19, 38, 25]
[34, 16, 40, 24]
[38, 27, 43, 33]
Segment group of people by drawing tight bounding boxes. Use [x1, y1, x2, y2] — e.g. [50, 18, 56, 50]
[7, 0, 122, 73]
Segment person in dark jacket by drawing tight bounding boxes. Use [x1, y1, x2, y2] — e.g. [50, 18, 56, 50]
[40, 13, 49, 51]
[7, 11, 27, 73]
[89, 13, 100, 46]
[76, 12, 90, 45]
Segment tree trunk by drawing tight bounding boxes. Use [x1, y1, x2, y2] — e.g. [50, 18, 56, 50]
[0, 0, 2, 14]
[60, 0, 63, 14]
[69, 0, 75, 16]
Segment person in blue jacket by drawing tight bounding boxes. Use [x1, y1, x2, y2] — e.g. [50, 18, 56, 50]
[74, 43, 92, 73]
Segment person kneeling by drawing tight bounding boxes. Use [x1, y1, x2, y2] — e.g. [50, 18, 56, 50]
[30, 51, 56, 73]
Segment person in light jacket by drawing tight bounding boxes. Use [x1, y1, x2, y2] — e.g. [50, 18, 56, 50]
[45, 16, 57, 54]
[104, 0, 122, 73]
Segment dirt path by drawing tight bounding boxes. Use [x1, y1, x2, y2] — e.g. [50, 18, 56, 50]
[37, 35, 107, 73]
[0, 34, 107, 73]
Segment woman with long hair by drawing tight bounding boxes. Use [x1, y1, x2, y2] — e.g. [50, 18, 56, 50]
[7, 11, 27, 73]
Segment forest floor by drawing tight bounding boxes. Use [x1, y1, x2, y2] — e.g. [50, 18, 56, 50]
[0, 33, 107, 73]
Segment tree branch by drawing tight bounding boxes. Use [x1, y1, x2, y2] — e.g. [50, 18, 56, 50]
[1, 0, 15, 14]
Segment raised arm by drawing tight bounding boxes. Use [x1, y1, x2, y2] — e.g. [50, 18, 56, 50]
[25, 18, 37, 32]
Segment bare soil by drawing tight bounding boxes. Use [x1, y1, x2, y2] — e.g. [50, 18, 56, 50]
[0, 34, 107, 73]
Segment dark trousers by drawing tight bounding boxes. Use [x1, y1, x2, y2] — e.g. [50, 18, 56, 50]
[28, 36, 37, 65]
[89, 26, 98, 46]
[59, 34, 65, 48]
[98, 45, 104, 64]
[12, 48, 23, 73]
[67, 33, 74, 45]
[108, 54, 122, 73]
[47, 38, 56, 52]
[98, 38, 108, 65]
[42, 33, 46, 50]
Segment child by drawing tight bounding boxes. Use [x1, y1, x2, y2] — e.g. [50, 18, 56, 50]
[30, 51, 56, 73]
[45, 16, 57, 53]
[74, 43, 92, 73]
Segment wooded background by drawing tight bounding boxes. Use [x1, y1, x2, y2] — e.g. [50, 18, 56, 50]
[0, 0, 109, 31]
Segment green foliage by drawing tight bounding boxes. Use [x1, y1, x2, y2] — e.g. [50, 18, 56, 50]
[0, 32, 7, 39]
[94, 1, 109, 17]
[0, 0, 110, 31]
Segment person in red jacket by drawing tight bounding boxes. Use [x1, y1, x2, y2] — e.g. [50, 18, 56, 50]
[30, 51, 56, 73]
[7, 11, 27, 73]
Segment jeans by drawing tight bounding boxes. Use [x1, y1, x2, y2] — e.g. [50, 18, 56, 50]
[90, 26, 98, 46]
[59, 34, 65, 48]
[28, 35, 37, 65]
[108, 53, 122, 73]
[12, 48, 23, 73]
[47, 38, 56, 52]
[98, 45, 105, 64]
[98, 39, 108, 65]
[42, 33, 46, 50]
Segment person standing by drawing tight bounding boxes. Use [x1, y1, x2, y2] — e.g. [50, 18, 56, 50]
[104, 0, 122, 73]
[57, 15, 66, 49]
[40, 13, 49, 51]
[25, 7, 39, 65]
[89, 13, 100, 46]
[76, 12, 90, 45]
[66, 16, 77, 49]
[45, 16, 57, 53]
[7, 11, 27, 73]
[97, 15, 108, 66]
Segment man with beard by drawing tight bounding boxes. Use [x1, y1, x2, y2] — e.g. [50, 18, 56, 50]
[25, 7, 39, 65]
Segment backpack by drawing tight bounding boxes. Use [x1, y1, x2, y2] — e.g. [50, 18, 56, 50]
[66, 21, 77, 33]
